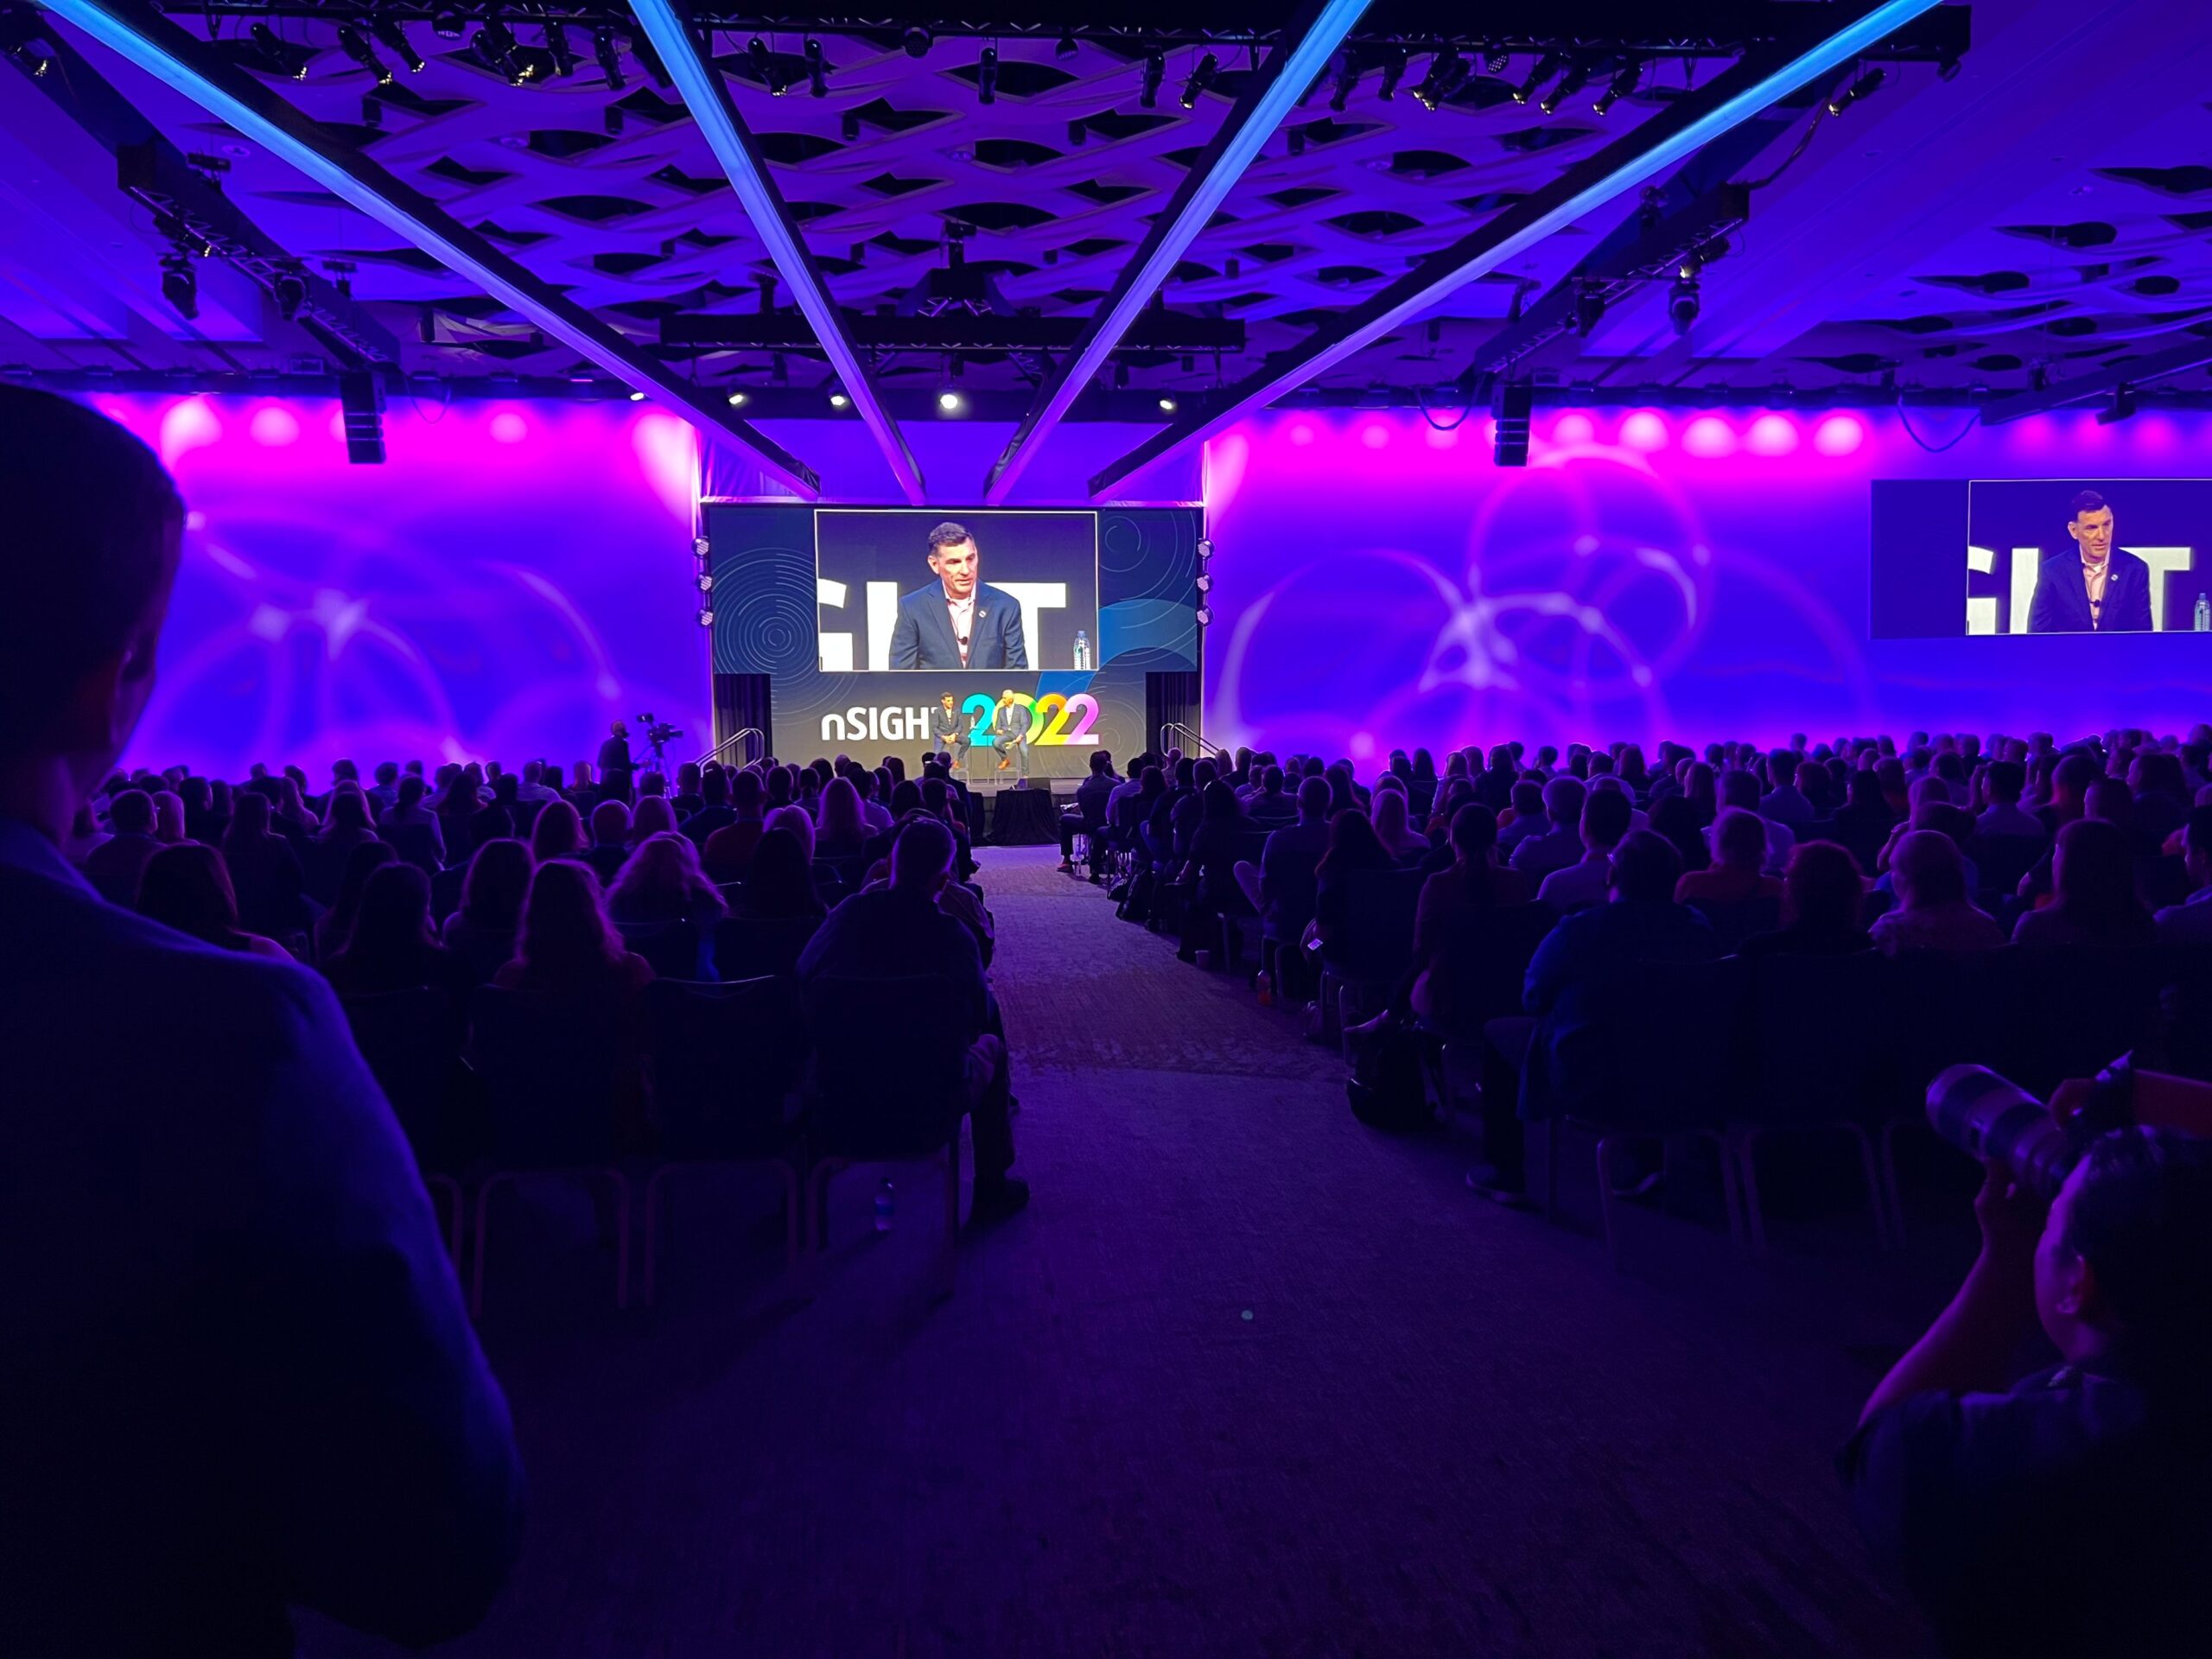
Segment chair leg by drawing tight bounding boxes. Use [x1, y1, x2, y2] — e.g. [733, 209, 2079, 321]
[1734, 1129, 1770, 1257]
[1839, 1122, 1892, 1251]
[641, 1165, 671, 1306]
[1707, 1130, 1747, 1254]
[1879, 1119, 1910, 1250]
[1594, 1134, 1626, 1272]
[606, 1168, 632, 1311]
[469, 1173, 513, 1320]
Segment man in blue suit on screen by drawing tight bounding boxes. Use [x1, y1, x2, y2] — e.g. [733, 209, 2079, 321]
[888, 520, 1028, 671]
[2026, 491, 2156, 633]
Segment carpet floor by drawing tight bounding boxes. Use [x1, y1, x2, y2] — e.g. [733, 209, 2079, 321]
[303, 846, 1967, 1659]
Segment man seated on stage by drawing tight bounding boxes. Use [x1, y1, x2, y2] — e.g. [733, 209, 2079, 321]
[931, 692, 966, 773]
[798, 817, 1027, 1221]
[888, 521, 1027, 671]
[2026, 491, 2156, 634]
[992, 690, 1033, 776]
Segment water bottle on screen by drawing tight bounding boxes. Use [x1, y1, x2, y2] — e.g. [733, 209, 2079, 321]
[2196, 592, 2209, 632]
[874, 1178, 895, 1233]
[1073, 629, 1092, 671]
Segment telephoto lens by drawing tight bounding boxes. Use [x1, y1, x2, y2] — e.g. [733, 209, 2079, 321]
[1925, 1064, 2082, 1200]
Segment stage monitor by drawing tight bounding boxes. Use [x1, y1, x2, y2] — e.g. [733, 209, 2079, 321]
[1871, 477, 2211, 637]
[705, 501, 1203, 778]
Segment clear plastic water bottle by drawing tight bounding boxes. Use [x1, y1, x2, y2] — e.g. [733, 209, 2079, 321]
[1072, 629, 1091, 671]
[2196, 592, 2209, 632]
[874, 1178, 894, 1233]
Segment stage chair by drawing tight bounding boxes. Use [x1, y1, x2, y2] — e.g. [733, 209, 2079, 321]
[799, 973, 979, 1300]
[464, 988, 638, 1318]
[639, 977, 806, 1302]
[341, 986, 467, 1262]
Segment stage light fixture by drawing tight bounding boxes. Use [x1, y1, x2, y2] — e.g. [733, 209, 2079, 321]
[1376, 48, 1406, 101]
[805, 37, 827, 97]
[903, 26, 933, 59]
[1414, 49, 1468, 111]
[1140, 47, 1165, 109]
[2098, 385, 2137, 425]
[249, 22, 309, 82]
[1195, 572, 1212, 593]
[1594, 61, 1639, 115]
[1492, 381, 1533, 467]
[693, 536, 712, 556]
[829, 390, 850, 408]
[747, 36, 782, 95]
[337, 25, 393, 86]
[430, 10, 466, 41]
[1512, 52, 1562, 105]
[628, 390, 646, 401]
[1538, 60, 1589, 116]
[1484, 49, 1512, 74]
[1196, 538, 1213, 562]
[545, 21, 577, 79]
[371, 17, 425, 73]
[1158, 396, 1177, 413]
[1573, 284, 1605, 337]
[338, 369, 385, 464]
[977, 44, 999, 105]
[593, 25, 626, 89]
[1668, 274, 1701, 334]
[938, 390, 963, 412]
[1194, 606, 1214, 627]
[1327, 49, 1358, 113]
[1181, 51, 1218, 110]
[1826, 66, 1885, 116]
[1056, 28, 1077, 60]
[10, 39, 54, 77]
[159, 252, 197, 321]
[698, 609, 715, 627]
[696, 573, 714, 591]
[474, 20, 531, 85]
[727, 390, 748, 406]
[271, 267, 307, 321]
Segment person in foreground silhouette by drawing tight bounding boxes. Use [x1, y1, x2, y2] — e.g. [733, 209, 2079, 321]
[1844, 1129, 2212, 1656]
[0, 389, 521, 1656]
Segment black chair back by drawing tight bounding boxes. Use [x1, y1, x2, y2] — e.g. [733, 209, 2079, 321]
[1967, 834, 2046, 899]
[802, 974, 972, 1159]
[1320, 868, 1425, 985]
[467, 988, 631, 1166]
[1428, 903, 1558, 1037]
[341, 988, 459, 1167]
[644, 977, 803, 1159]
[1742, 954, 1901, 1126]
[618, 918, 709, 981]
[1688, 897, 1782, 951]
[714, 913, 821, 981]
[1560, 957, 1749, 1128]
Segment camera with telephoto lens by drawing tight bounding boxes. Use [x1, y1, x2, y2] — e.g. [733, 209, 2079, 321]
[637, 711, 683, 747]
[1926, 1064, 2103, 1201]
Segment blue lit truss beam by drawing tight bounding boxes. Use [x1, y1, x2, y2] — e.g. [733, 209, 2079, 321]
[1088, 0, 1948, 498]
[629, 0, 925, 504]
[41, 0, 822, 497]
[982, 0, 1371, 504]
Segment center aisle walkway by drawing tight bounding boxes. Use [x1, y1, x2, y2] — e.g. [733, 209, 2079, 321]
[308, 846, 1945, 1659]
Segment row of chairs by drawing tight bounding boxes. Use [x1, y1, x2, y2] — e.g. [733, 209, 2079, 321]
[342, 971, 984, 1315]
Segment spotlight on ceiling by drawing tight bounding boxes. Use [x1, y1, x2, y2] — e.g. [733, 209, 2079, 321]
[544, 21, 576, 79]
[698, 609, 716, 627]
[1826, 66, 1885, 116]
[1376, 48, 1406, 101]
[248, 22, 309, 82]
[2098, 385, 2138, 425]
[805, 37, 827, 98]
[1194, 606, 1214, 627]
[1483, 48, 1512, 74]
[337, 25, 393, 86]
[1573, 284, 1605, 337]
[977, 44, 999, 105]
[1668, 274, 1701, 335]
[474, 19, 531, 86]
[828, 389, 850, 409]
[159, 252, 197, 321]
[628, 390, 646, 401]
[697, 572, 714, 592]
[370, 17, 424, 73]
[1158, 395, 1178, 413]
[1538, 59, 1589, 115]
[1140, 46, 1165, 109]
[1195, 572, 1213, 593]
[1056, 27, 1077, 60]
[429, 10, 466, 42]
[1512, 52, 1562, 105]
[748, 36, 784, 95]
[593, 25, 625, 90]
[9, 39, 54, 77]
[1593, 61, 1639, 115]
[1327, 48, 1358, 112]
[271, 267, 308, 321]
[938, 390, 963, 412]
[902, 25, 932, 59]
[1413, 48, 1468, 111]
[1181, 51, 1218, 110]
[727, 390, 748, 407]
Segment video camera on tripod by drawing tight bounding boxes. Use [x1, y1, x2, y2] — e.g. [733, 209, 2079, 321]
[636, 711, 683, 774]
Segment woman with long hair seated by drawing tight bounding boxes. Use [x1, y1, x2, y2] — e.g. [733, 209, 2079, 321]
[736, 826, 827, 922]
[607, 831, 728, 929]
[137, 842, 293, 961]
[530, 798, 584, 864]
[314, 838, 398, 962]
[317, 788, 378, 849]
[324, 863, 467, 996]
[1370, 783, 1430, 861]
[2013, 817, 2158, 949]
[1738, 841, 1875, 957]
[628, 793, 678, 845]
[766, 803, 817, 866]
[1676, 809, 1784, 906]
[813, 776, 870, 860]
[493, 860, 653, 997]
[440, 837, 533, 984]
[1310, 806, 1395, 946]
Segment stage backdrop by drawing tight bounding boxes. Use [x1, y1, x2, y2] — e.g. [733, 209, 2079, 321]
[1200, 407, 2212, 758]
[92, 393, 709, 783]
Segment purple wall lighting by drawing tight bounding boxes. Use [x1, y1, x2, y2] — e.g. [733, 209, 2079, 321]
[1200, 406, 2212, 758]
[93, 393, 709, 781]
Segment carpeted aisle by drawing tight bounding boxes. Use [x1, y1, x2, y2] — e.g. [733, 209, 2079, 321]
[304, 846, 1948, 1659]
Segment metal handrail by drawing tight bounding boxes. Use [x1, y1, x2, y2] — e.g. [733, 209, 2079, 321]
[700, 726, 764, 768]
[1159, 721, 1206, 755]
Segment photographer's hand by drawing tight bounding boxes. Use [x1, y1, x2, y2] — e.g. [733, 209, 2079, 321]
[1859, 1163, 2047, 1427]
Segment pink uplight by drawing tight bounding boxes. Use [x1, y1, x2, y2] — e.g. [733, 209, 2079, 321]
[490, 410, 529, 444]
[1360, 423, 1389, 449]
[1552, 412, 1595, 446]
[1424, 422, 1460, 448]
[249, 405, 300, 447]
[1745, 413, 1797, 455]
[1288, 422, 1316, 447]
[1620, 410, 1668, 451]
[157, 397, 222, 467]
[1682, 416, 1735, 458]
[327, 410, 347, 443]
[1812, 414, 1865, 455]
